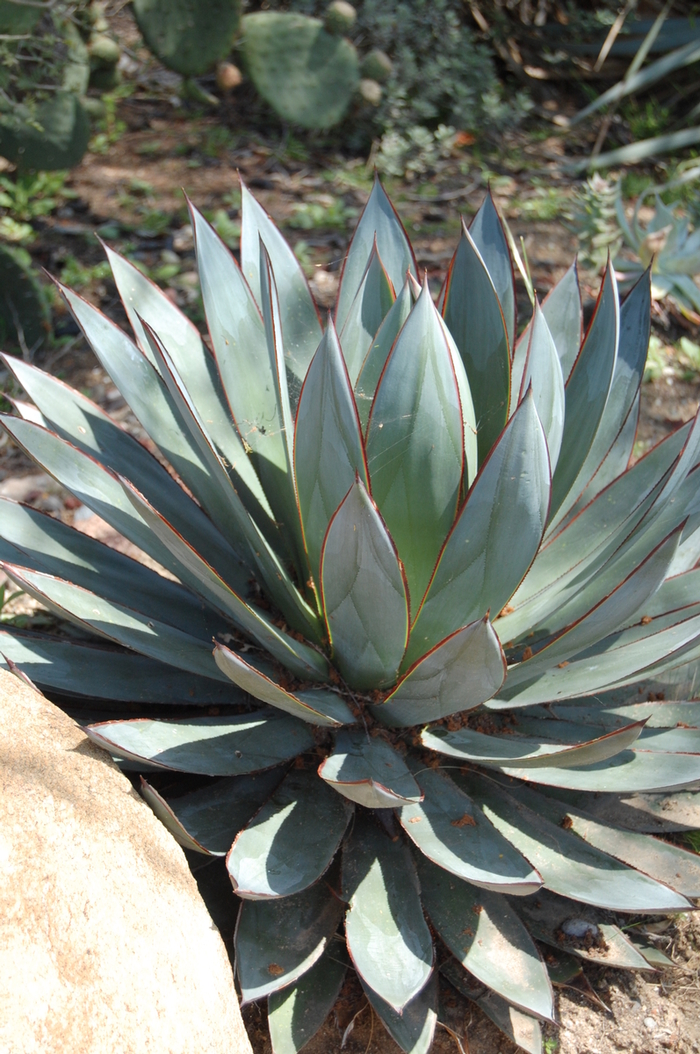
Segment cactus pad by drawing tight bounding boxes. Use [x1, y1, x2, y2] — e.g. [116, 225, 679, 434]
[133, 0, 242, 77]
[241, 12, 359, 129]
[0, 0, 42, 34]
[0, 93, 91, 171]
[0, 245, 49, 354]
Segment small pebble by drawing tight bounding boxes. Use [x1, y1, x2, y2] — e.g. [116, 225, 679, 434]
[644, 1017, 658, 1031]
[562, 918, 599, 939]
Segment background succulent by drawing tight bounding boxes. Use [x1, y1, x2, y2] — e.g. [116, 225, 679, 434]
[2, 181, 700, 1054]
[615, 190, 700, 318]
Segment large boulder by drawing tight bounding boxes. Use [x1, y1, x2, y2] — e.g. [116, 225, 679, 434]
[0, 669, 253, 1054]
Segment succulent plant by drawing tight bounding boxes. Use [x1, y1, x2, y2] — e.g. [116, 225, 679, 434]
[133, 0, 242, 78]
[0, 6, 92, 171]
[2, 180, 700, 1054]
[615, 191, 700, 318]
[360, 48, 393, 83]
[0, 243, 49, 353]
[240, 10, 359, 129]
[323, 0, 357, 35]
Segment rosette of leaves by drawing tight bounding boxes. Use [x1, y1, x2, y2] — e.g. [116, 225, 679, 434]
[0, 2, 91, 170]
[570, 173, 623, 273]
[2, 179, 700, 1054]
[615, 190, 700, 318]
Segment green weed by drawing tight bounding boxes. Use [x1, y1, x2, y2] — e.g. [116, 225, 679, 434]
[289, 195, 357, 231]
[58, 256, 112, 291]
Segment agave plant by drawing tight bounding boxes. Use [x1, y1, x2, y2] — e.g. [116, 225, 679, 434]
[615, 189, 700, 317]
[3, 179, 700, 1054]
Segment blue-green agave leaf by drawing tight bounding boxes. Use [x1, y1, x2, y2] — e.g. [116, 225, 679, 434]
[549, 270, 650, 533]
[294, 321, 369, 590]
[512, 301, 565, 470]
[372, 617, 506, 727]
[421, 718, 645, 769]
[456, 770, 692, 911]
[85, 711, 312, 775]
[235, 879, 344, 1003]
[503, 527, 681, 695]
[397, 766, 542, 893]
[138, 322, 319, 633]
[339, 239, 395, 385]
[442, 960, 543, 1054]
[213, 643, 351, 727]
[258, 243, 311, 581]
[268, 942, 349, 1054]
[320, 478, 408, 690]
[140, 769, 285, 855]
[239, 179, 323, 395]
[360, 971, 437, 1054]
[354, 275, 415, 433]
[469, 190, 516, 352]
[1, 361, 250, 593]
[540, 259, 582, 383]
[0, 629, 236, 703]
[227, 766, 352, 899]
[318, 729, 422, 808]
[342, 813, 433, 1012]
[570, 390, 640, 515]
[514, 891, 653, 971]
[406, 391, 549, 667]
[366, 279, 467, 606]
[501, 745, 700, 794]
[58, 284, 246, 541]
[0, 496, 221, 641]
[103, 243, 273, 527]
[335, 175, 417, 333]
[532, 797, 700, 897]
[497, 421, 689, 643]
[442, 219, 510, 464]
[3, 563, 228, 682]
[548, 262, 619, 522]
[417, 857, 554, 1021]
[119, 475, 325, 679]
[492, 607, 700, 710]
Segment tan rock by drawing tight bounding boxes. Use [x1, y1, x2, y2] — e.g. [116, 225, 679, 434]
[0, 669, 252, 1054]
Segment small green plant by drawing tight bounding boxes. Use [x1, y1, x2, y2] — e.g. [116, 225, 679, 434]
[211, 209, 241, 249]
[644, 335, 700, 383]
[570, 174, 622, 272]
[0, 171, 76, 223]
[622, 99, 671, 143]
[376, 124, 457, 179]
[0, 580, 24, 621]
[515, 183, 569, 224]
[288, 194, 358, 230]
[685, 831, 700, 853]
[88, 83, 132, 155]
[58, 255, 112, 291]
[572, 175, 700, 314]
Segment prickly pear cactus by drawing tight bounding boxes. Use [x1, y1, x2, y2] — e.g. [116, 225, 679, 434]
[0, 8, 92, 171]
[324, 0, 356, 35]
[241, 11, 359, 129]
[0, 0, 42, 33]
[360, 48, 393, 83]
[0, 245, 49, 354]
[0, 93, 91, 172]
[133, 0, 242, 77]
